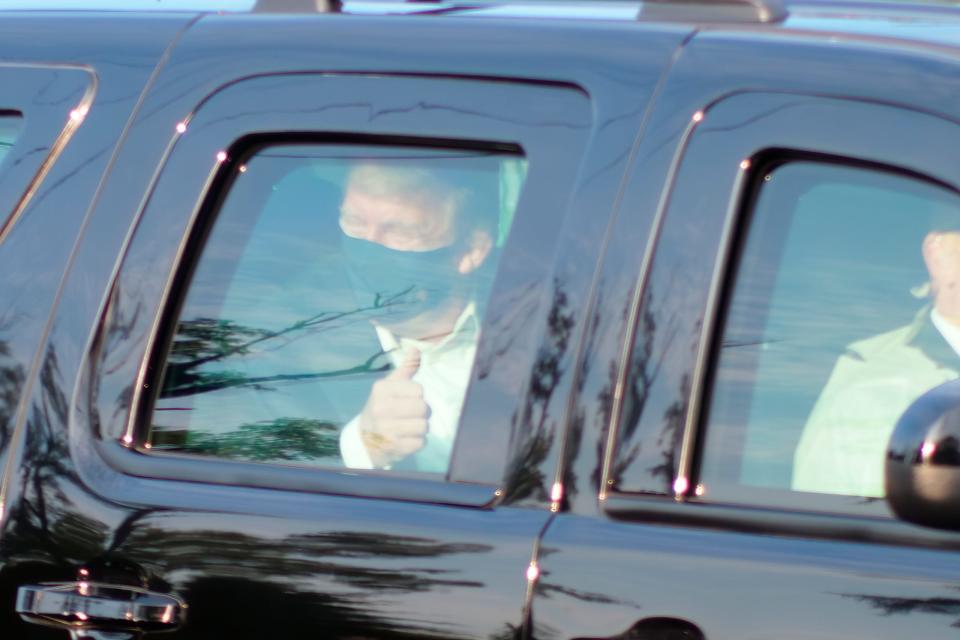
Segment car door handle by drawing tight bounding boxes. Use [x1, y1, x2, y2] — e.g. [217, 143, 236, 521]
[16, 581, 186, 633]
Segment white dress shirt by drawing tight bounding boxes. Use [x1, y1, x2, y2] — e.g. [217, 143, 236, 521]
[339, 305, 478, 473]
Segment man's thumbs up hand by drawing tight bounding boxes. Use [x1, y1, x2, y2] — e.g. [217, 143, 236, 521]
[359, 348, 429, 468]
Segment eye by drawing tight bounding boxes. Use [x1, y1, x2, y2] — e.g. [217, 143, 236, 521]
[390, 227, 422, 244]
[339, 215, 365, 235]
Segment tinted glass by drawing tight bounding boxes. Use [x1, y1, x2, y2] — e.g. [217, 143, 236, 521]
[0, 114, 23, 482]
[700, 162, 960, 503]
[0, 117, 20, 165]
[148, 144, 526, 476]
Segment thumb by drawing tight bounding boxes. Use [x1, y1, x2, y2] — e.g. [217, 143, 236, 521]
[390, 347, 421, 379]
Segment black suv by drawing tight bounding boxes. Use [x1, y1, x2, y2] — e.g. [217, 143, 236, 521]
[3, 0, 960, 638]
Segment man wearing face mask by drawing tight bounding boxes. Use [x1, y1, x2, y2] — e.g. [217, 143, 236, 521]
[793, 225, 960, 497]
[336, 161, 497, 472]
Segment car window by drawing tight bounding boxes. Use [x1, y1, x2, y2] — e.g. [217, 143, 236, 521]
[147, 143, 526, 476]
[698, 161, 960, 504]
[0, 116, 21, 166]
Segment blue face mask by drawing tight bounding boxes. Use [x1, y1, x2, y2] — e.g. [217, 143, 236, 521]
[340, 234, 469, 323]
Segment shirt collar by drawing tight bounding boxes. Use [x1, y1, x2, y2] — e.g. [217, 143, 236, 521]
[375, 302, 479, 363]
[930, 307, 960, 360]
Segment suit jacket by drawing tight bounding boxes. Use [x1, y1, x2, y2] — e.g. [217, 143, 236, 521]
[792, 307, 960, 497]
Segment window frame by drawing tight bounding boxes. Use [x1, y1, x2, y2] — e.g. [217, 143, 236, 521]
[87, 72, 593, 507]
[0, 67, 94, 243]
[143, 136, 527, 483]
[697, 154, 960, 508]
[603, 91, 960, 546]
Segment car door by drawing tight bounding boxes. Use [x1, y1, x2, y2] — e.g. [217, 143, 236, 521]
[531, 26, 960, 640]
[0, 7, 195, 586]
[0, 12, 691, 639]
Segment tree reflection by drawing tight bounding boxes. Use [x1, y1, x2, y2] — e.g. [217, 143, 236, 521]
[3, 464, 503, 639]
[9, 348, 106, 563]
[587, 284, 640, 500]
[840, 592, 960, 627]
[0, 336, 25, 470]
[178, 575, 448, 639]
[117, 523, 493, 590]
[560, 288, 605, 505]
[159, 417, 340, 462]
[503, 281, 575, 504]
[608, 285, 680, 492]
[160, 289, 415, 398]
[605, 266, 698, 494]
[646, 374, 690, 493]
[0, 347, 113, 635]
[536, 580, 640, 607]
[488, 623, 523, 640]
[117, 525, 494, 637]
[149, 288, 440, 461]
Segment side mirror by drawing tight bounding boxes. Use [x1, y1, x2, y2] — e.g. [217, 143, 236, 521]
[886, 379, 960, 531]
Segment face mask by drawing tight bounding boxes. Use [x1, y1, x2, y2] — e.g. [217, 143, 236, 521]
[340, 234, 468, 323]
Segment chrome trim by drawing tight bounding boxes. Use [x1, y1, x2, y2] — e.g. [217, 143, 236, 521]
[604, 493, 960, 551]
[598, 71, 704, 502]
[72, 15, 202, 451]
[97, 439, 500, 508]
[674, 154, 752, 500]
[555, 29, 693, 508]
[17, 582, 186, 631]
[0, 77, 97, 245]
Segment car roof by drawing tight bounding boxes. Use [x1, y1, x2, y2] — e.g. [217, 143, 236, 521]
[783, 0, 960, 49]
[0, 0, 959, 53]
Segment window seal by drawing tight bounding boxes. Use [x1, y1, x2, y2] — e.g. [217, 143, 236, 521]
[604, 493, 960, 551]
[97, 439, 499, 507]
[83, 72, 593, 510]
[605, 91, 960, 530]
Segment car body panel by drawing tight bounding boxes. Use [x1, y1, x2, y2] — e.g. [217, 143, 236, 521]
[0, 5, 959, 639]
[0, 12, 689, 639]
[534, 24, 960, 640]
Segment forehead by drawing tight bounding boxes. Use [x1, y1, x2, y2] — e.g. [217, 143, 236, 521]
[341, 172, 456, 223]
[341, 188, 440, 220]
